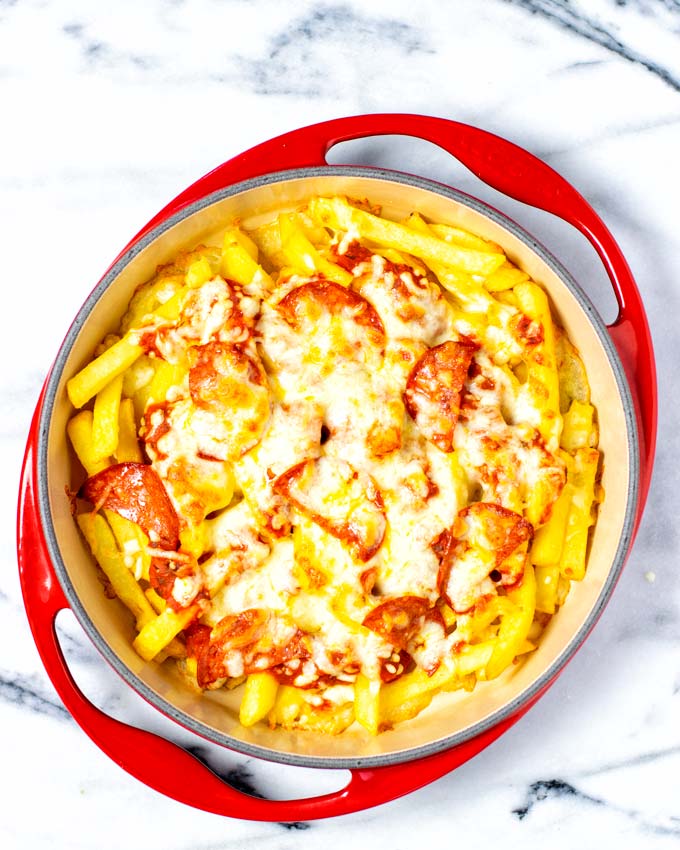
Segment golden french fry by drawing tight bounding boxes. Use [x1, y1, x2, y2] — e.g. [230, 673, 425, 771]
[561, 448, 599, 581]
[133, 603, 199, 662]
[534, 563, 561, 614]
[268, 686, 354, 733]
[67, 410, 111, 475]
[185, 256, 213, 289]
[555, 329, 590, 412]
[268, 684, 305, 727]
[380, 658, 456, 710]
[148, 360, 187, 405]
[91, 374, 123, 461]
[531, 481, 573, 566]
[227, 226, 259, 261]
[295, 702, 355, 734]
[278, 213, 352, 286]
[428, 222, 502, 253]
[145, 587, 166, 614]
[354, 673, 380, 735]
[514, 282, 561, 448]
[309, 197, 505, 275]
[406, 212, 496, 309]
[77, 513, 155, 629]
[105, 511, 150, 582]
[380, 691, 434, 728]
[484, 262, 530, 292]
[114, 397, 143, 463]
[68, 336, 144, 409]
[239, 672, 279, 727]
[152, 287, 188, 321]
[221, 228, 274, 292]
[561, 400, 596, 451]
[485, 563, 536, 680]
[122, 273, 185, 332]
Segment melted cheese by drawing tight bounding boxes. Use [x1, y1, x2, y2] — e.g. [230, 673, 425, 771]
[131, 236, 568, 694]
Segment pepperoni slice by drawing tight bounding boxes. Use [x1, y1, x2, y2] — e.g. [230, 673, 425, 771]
[80, 461, 180, 549]
[195, 611, 308, 686]
[403, 340, 477, 452]
[331, 240, 373, 272]
[379, 649, 414, 683]
[273, 456, 386, 562]
[188, 340, 267, 412]
[193, 609, 269, 687]
[149, 558, 177, 599]
[211, 608, 269, 651]
[149, 555, 195, 601]
[437, 502, 533, 612]
[468, 502, 534, 567]
[185, 622, 212, 687]
[362, 596, 432, 651]
[277, 279, 385, 346]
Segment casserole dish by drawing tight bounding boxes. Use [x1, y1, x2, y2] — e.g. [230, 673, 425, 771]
[17, 114, 656, 820]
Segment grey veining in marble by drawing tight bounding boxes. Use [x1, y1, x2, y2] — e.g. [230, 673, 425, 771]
[2, 0, 679, 847]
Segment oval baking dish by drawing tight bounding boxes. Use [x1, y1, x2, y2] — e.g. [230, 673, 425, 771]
[17, 114, 656, 820]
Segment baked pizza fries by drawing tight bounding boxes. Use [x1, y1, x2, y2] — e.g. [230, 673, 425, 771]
[66, 196, 601, 735]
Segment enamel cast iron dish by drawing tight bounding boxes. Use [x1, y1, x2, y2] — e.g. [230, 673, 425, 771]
[18, 115, 656, 820]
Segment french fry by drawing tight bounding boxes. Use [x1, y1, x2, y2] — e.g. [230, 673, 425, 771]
[556, 575, 571, 607]
[295, 702, 355, 734]
[105, 511, 151, 582]
[152, 286, 188, 321]
[185, 256, 213, 289]
[227, 226, 259, 261]
[122, 354, 155, 400]
[239, 672, 279, 727]
[114, 397, 143, 463]
[268, 685, 305, 727]
[67, 336, 144, 409]
[485, 563, 536, 680]
[133, 603, 199, 662]
[267, 686, 354, 733]
[484, 262, 530, 292]
[555, 329, 590, 412]
[121, 273, 185, 331]
[148, 360, 187, 405]
[77, 512, 156, 629]
[67, 410, 111, 475]
[381, 655, 452, 709]
[221, 228, 274, 292]
[91, 374, 123, 461]
[354, 673, 380, 735]
[534, 563, 561, 614]
[406, 212, 497, 309]
[380, 691, 434, 728]
[278, 213, 352, 286]
[561, 448, 599, 581]
[561, 400, 596, 451]
[514, 282, 561, 448]
[531, 481, 573, 566]
[309, 197, 505, 275]
[380, 642, 494, 717]
[145, 587, 166, 614]
[428, 222, 502, 253]
[249, 213, 331, 270]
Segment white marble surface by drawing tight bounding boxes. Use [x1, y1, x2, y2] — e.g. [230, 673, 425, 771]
[2, 0, 680, 846]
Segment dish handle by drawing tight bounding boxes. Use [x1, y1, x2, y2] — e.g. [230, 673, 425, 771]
[17, 395, 522, 821]
[140, 114, 655, 526]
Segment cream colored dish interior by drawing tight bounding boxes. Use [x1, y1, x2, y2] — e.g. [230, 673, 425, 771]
[44, 174, 632, 763]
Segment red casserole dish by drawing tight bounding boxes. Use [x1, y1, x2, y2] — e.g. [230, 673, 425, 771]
[17, 114, 656, 820]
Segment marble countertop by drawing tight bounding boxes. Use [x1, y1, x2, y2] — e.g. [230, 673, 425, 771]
[3, 0, 679, 846]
